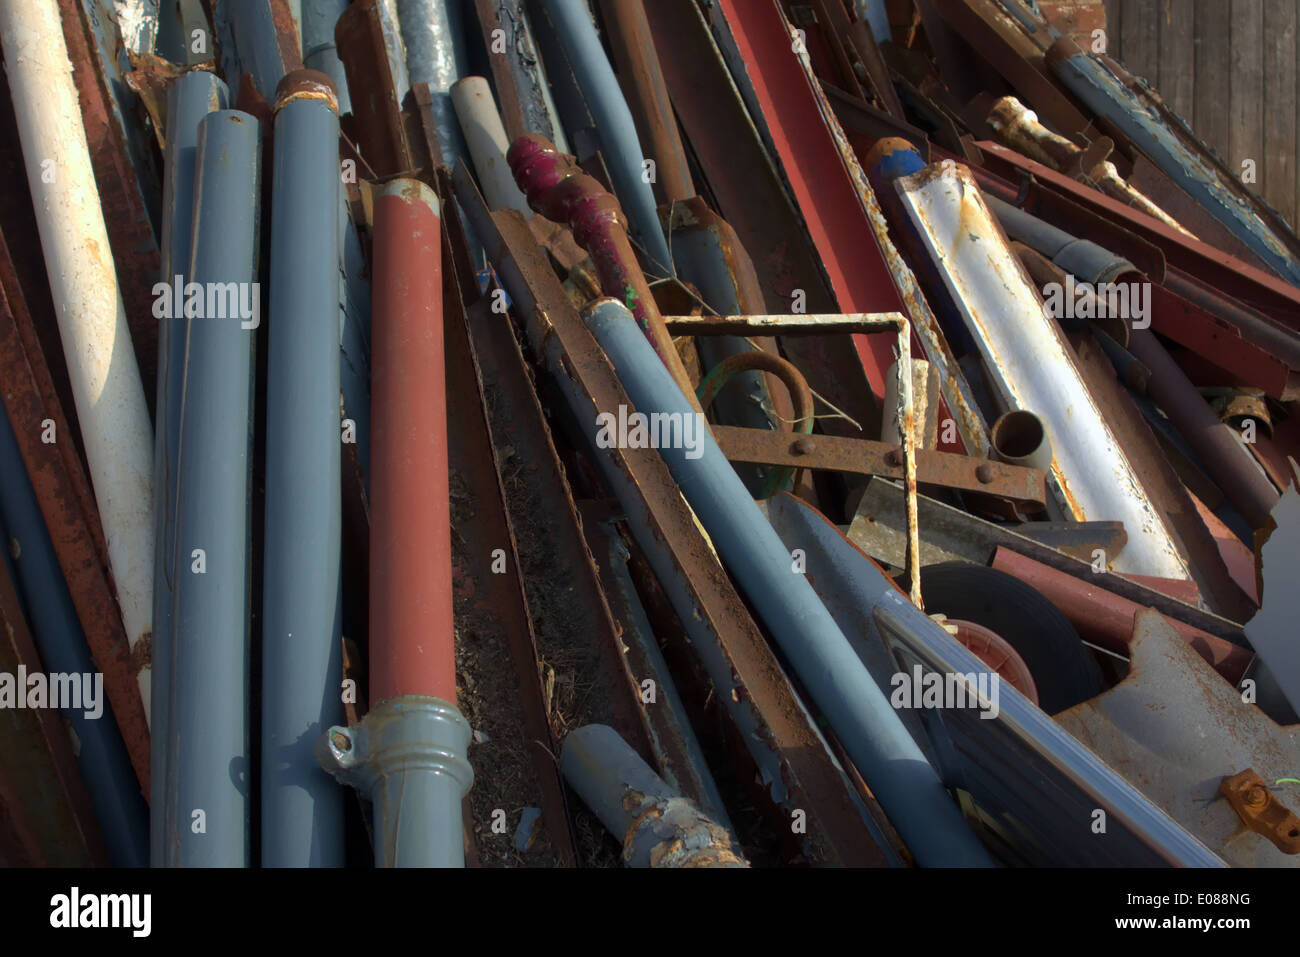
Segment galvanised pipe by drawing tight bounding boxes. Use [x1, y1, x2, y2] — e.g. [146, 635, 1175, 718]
[261, 71, 345, 868]
[0, 0, 156, 722]
[561, 724, 746, 867]
[879, 155, 1190, 579]
[451, 77, 533, 216]
[301, 0, 353, 113]
[509, 133, 701, 411]
[538, 0, 672, 274]
[1045, 42, 1300, 287]
[0, 406, 149, 868]
[581, 297, 993, 867]
[318, 179, 471, 867]
[166, 110, 260, 867]
[394, 0, 469, 168]
[985, 195, 1282, 530]
[151, 68, 228, 868]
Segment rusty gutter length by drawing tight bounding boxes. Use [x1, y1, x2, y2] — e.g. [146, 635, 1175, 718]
[456, 174, 895, 865]
[537, 0, 672, 273]
[260, 71, 346, 867]
[881, 155, 1190, 579]
[561, 724, 746, 867]
[0, 0, 157, 721]
[164, 109, 260, 867]
[582, 514, 733, 833]
[711, 0, 989, 455]
[319, 180, 472, 867]
[582, 297, 991, 866]
[0, 406, 149, 867]
[150, 68, 228, 865]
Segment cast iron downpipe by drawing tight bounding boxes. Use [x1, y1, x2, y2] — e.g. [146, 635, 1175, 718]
[539, 0, 673, 274]
[317, 180, 472, 867]
[261, 71, 345, 868]
[0, 407, 149, 868]
[151, 68, 228, 867]
[301, 0, 353, 113]
[561, 725, 746, 867]
[165, 110, 261, 867]
[581, 298, 993, 867]
[508, 133, 701, 412]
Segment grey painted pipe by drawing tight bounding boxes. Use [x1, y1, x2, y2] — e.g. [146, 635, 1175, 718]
[151, 68, 228, 868]
[301, 0, 353, 114]
[395, 0, 470, 168]
[166, 110, 260, 867]
[1047, 48, 1300, 287]
[561, 724, 747, 867]
[261, 72, 345, 868]
[985, 195, 1135, 285]
[0, 407, 149, 868]
[318, 697, 472, 866]
[540, 0, 673, 275]
[581, 298, 993, 867]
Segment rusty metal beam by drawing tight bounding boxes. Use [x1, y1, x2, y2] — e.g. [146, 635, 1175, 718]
[710, 425, 1046, 506]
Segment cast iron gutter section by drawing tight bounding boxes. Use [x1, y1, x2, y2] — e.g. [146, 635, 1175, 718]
[562, 724, 746, 867]
[582, 297, 993, 867]
[0, 0, 156, 724]
[877, 151, 1191, 580]
[318, 180, 472, 868]
[985, 195, 1282, 530]
[165, 109, 260, 867]
[261, 71, 346, 868]
[455, 171, 896, 865]
[538, 0, 672, 274]
[151, 68, 228, 866]
[1046, 42, 1300, 288]
[508, 133, 702, 412]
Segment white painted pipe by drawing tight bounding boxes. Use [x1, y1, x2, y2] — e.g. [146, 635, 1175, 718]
[0, 0, 155, 716]
[893, 159, 1189, 579]
[451, 77, 532, 217]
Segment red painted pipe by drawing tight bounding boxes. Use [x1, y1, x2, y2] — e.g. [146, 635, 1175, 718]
[506, 133, 702, 412]
[990, 548, 1252, 684]
[369, 179, 455, 705]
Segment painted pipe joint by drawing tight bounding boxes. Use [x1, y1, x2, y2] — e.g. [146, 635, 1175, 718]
[273, 68, 340, 114]
[317, 696, 473, 866]
[318, 696, 473, 793]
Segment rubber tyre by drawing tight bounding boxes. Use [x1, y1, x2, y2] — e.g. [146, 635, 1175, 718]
[919, 562, 1104, 713]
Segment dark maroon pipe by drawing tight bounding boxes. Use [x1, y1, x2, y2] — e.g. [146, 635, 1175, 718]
[991, 547, 1252, 684]
[506, 133, 701, 410]
[369, 179, 455, 705]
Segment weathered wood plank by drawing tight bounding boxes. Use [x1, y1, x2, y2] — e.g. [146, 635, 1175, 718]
[1193, 0, 1233, 158]
[1157, 0, 1195, 121]
[1262, 0, 1297, 227]
[1229, 0, 1264, 193]
[1118, 0, 1160, 87]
